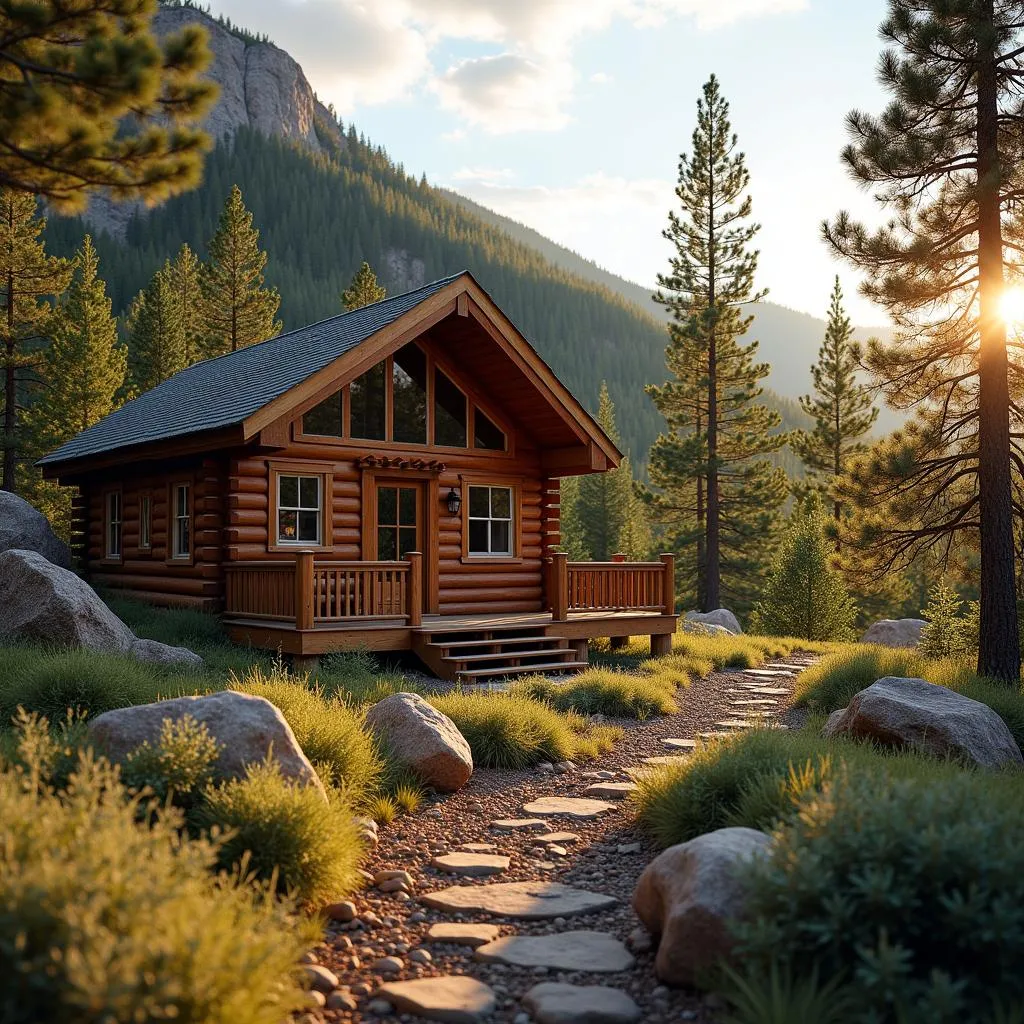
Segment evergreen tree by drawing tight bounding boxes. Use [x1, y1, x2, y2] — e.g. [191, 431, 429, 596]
[0, 190, 72, 492]
[127, 264, 187, 391]
[751, 495, 857, 641]
[824, 0, 1024, 681]
[202, 185, 281, 354]
[167, 243, 205, 365]
[0, 0, 215, 210]
[618, 484, 653, 561]
[558, 475, 590, 560]
[647, 75, 788, 613]
[792, 277, 878, 519]
[342, 261, 386, 311]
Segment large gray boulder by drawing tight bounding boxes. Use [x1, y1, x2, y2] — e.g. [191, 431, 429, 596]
[0, 492, 71, 568]
[684, 608, 741, 635]
[860, 618, 926, 647]
[681, 620, 732, 638]
[365, 692, 473, 792]
[88, 690, 326, 797]
[632, 827, 770, 987]
[130, 637, 204, 669]
[822, 675, 1023, 769]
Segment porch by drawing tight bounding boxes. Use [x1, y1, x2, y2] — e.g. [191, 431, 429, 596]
[222, 552, 678, 681]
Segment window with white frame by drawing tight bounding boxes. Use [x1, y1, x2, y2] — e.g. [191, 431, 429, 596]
[277, 474, 321, 545]
[105, 491, 122, 559]
[171, 483, 191, 559]
[467, 485, 513, 556]
[139, 494, 152, 550]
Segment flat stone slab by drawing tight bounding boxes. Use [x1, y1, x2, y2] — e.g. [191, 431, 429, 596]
[642, 755, 691, 767]
[744, 687, 790, 696]
[697, 731, 736, 740]
[474, 931, 633, 972]
[716, 719, 758, 729]
[535, 832, 580, 845]
[421, 881, 616, 920]
[524, 983, 642, 1024]
[460, 842, 498, 853]
[661, 737, 696, 750]
[432, 853, 511, 877]
[730, 699, 778, 706]
[582, 782, 636, 800]
[427, 922, 502, 948]
[375, 976, 496, 1023]
[491, 818, 549, 831]
[523, 797, 615, 819]
[765, 663, 807, 670]
[742, 669, 794, 678]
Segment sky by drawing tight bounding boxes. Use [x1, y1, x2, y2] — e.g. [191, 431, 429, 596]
[204, 0, 892, 325]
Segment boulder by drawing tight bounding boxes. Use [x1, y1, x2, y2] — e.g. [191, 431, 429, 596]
[683, 609, 741, 635]
[365, 692, 472, 791]
[130, 637, 204, 669]
[0, 491, 72, 568]
[822, 676, 1023, 769]
[632, 826, 770, 987]
[860, 618, 926, 647]
[87, 690, 326, 797]
[681, 620, 732, 637]
[0, 548, 135, 652]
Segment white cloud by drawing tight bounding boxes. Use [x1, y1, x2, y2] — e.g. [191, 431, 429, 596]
[451, 166, 516, 182]
[590, 71, 613, 84]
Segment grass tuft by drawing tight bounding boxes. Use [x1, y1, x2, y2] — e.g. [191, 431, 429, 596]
[514, 666, 678, 719]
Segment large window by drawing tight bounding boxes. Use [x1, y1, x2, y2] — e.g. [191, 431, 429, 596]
[467, 485, 513, 557]
[277, 475, 321, 545]
[105, 491, 122, 559]
[171, 483, 191, 560]
[392, 344, 428, 445]
[434, 367, 467, 448]
[473, 408, 506, 451]
[303, 390, 343, 437]
[139, 493, 152, 551]
[350, 361, 387, 440]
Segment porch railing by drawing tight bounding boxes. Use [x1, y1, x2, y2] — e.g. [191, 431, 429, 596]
[546, 552, 675, 620]
[224, 551, 423, 629]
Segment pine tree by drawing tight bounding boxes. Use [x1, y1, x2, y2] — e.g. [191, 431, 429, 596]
[793, 277, 878, 519]
[751, 495, 857, 641]
[647, 75, 788, 613]
[167, 243, 205, 365]
[0, 190, 72, 493]
[127, 264, 187, 391]
[824, 0, 1024, 681]
[558, 475, 590, 560]
[0, 0, 215, 211]
[202, 185, 281, 354]
[342, 261, 387, 311]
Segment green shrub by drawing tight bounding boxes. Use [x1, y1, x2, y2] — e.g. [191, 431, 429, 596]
[918, 579, 977, 660]
[735, 769, 1024, 1023]
[430, 691, 620, 769]
[515, 666, 677, 719]
[0, 741, 317, 1024]
[194, 761, 364, 908]
[122, 715, 220, 808]
[720, 962, 857, 1024]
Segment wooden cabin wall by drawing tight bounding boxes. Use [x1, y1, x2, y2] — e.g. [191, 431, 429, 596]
[81, 455, 225, 610]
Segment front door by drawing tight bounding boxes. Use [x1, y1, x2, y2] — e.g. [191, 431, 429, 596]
[374, 480, 423, 563]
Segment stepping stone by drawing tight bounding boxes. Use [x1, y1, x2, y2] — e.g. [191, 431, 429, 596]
[524, 983, 642, 1024]
[642, 755, 690, 767]
[475, 930, 633, 972]
[697, 731, 735, 740]
[535, 832, 580, 845]
[743, 669, 794, 678]
[460, 842, 498, 853]
[583, 782, 636, 800]
[661, 737, 696, 750]
[374, 976, 496, 1023]
[716, 719, 758, 729]
[421, 881, 616, 920]
[523, 797, 615, 819]
[427, 922, 502, 948]
[730, 699, 778, 706]
[746, 687, 790, 696]
[765, 662, 807, 670]
[432, 853, 510, 877]
[491, 818, 549, 832]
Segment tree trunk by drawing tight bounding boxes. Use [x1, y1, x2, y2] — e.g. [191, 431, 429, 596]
[705, 110, 721, 611]
[975, 1, 1020, 681]
[2, 266, 15, 493]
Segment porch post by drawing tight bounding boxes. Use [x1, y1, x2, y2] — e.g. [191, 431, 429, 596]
[611, 552, 626, 563]
[295, 550, 315, 630]
[407, 551, 423, 627]
[551, 551, 568, 622]
[659, 553, 676, 615]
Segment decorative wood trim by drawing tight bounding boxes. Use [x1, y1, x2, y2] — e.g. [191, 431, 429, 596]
[267, 460, 335, 554]
[166, 476, 195, 567]
[355, 454, 446, 473]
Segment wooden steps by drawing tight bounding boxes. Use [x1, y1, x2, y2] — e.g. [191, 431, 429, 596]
[412, 622, 588, 683]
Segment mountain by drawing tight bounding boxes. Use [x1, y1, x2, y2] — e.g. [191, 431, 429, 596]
[46, 1, 893, 476]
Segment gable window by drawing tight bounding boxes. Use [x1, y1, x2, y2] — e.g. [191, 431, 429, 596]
[105, 491, 122, 559]
[392, 343, 428, 445]
[304, 390, 343, 437]
[473, 408, 507, 451]
[350, 361, 387, 440]
[434, 367, 467, 448]
[277, 475, 321, 545]
[467, 485, 513, 556]
[171, 483, 191, 560]
[139, 493, 152, 551]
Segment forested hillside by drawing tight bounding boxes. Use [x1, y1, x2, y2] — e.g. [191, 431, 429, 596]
[46, 127, 808, 472]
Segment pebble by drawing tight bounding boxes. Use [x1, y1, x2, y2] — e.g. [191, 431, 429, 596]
[410, 948, 433, 964]
[304, 964, 339, 993]
[408, 910, 428, 923]
[333, 935, 352, 951]
[553, 760, 577, 774]
[366, 998, 394, 1015]
[300, 951, 318, 964]
[617, 843, 642, 854]
[360, 911, 382, 927]
[324, 900, 357, 922]
[627, 926, 653, 953]
[535, 832, 580, 845]
[374, 870, 414, 887]
[372, 956, 405, 974]
[351, 982, 373, 997]
[309, 990, 326, 1008]
[378, 877, 410, 893]
[326, 991, 358, 1011]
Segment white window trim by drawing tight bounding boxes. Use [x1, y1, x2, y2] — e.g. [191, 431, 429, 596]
[467, 485, 513, 557]
[276, 473, 322, 546]
[171, 483, 191, 560]
[105, 491, 122, 559]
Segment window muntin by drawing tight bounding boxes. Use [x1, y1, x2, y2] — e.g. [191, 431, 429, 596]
[171, 484, 191, 560]
[467, 485, 513, 556]
[376, 484, 418, 560]
[139, 494, 151, 550]
[303, 390, 343, 437]
[392, 343, 427, 445]
[277, 474, 321, 545]
[350, 361, 387, 440]
[434, 367, 467, 448]
[105, 491, 122, 559]
[473, 408, 507, 451]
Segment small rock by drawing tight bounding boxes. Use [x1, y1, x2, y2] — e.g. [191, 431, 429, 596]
[408, 910, 428, 923]
[583, 783, 636, 801]
[366, 998, 395, 1015]
[309, 990, 326, 1008]
[333, 935, 353, 951]
[360, 911, 382, 927]
[352, 982, 373, 997]
[379, 877, 410, 893]
[372, 956, 405, 974]
[375, 869, 415, 887]
[325, 899, 357, 922]
[617, 843, 642, 854]
[553, 761, 577, 774]
[535, 832, 580, 845]
[300, 950, 318, 964]
[537, 762, 555, 773]
[491, 818, 550, 831]
[304, 964, 339, 993]
[545, 845, 568, 857]
[326, 991, 358, 1011]
[627, 926, 652, 953]
[410, 948, 433, 964]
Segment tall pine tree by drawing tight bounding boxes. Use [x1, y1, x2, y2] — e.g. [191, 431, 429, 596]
[342, 261, 386, 311]
[167, 243, 205, 365]
[0, 190, 72, 492]
[793, 277, 878, 519]
[824, 0, 1024, 681]
[647, 75, 788, 613]
[127, 263, 187, 392]
[202, 185, 281, 354]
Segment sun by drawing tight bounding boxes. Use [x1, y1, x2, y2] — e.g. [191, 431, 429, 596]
[998, 285, 1024, 326]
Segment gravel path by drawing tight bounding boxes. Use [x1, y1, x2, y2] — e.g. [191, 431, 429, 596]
[308, 654, 820, 1024]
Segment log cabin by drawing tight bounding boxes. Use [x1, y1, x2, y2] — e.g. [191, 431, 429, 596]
[40, 272, 677, 681]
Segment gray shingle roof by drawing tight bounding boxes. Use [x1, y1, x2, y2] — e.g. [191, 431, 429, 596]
[39, 273, 464, 468]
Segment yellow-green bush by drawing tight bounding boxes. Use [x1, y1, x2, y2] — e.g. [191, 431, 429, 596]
[515, 666, 678, 719]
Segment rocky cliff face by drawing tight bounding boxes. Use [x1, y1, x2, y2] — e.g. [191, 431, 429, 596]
[84, 5, 341, 238]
